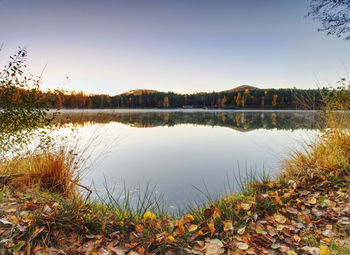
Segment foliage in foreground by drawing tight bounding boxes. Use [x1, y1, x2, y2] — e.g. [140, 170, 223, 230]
[0, 48, 57, 157]
[0, 160, 349, 254]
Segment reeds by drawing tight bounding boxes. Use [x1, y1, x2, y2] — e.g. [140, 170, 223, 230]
[0, 147, 81, 197]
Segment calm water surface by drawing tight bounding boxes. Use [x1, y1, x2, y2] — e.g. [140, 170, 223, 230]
[56, 109, 322, 210]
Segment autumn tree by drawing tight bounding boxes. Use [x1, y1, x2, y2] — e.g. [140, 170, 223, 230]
[163, 96, 170, 108]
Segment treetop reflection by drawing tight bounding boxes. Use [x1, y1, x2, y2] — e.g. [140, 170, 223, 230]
[53, 110, 324, 132]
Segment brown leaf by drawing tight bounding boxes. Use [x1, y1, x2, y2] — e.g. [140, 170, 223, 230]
[279, 245, 290, 253]
[135, 224, 144, 233]
[208, 222, 215, 236]
[204, 208, 214, 219]
[308, 197, 317, 205]
[203, 239, 224, 255]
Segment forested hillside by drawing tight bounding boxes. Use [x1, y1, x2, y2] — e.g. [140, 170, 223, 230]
[49, 87, 328, 109]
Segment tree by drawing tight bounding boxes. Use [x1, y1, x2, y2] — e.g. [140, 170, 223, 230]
[307, 0, 350, 40]
[0, 48, 54, 156]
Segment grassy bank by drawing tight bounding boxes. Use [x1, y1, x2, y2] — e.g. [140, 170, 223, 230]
[1, 96, 350, 254]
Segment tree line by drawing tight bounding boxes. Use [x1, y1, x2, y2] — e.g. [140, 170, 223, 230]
[46, 88, 329, 110]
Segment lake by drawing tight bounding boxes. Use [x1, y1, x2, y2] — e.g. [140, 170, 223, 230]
[55, 109, 322, 211]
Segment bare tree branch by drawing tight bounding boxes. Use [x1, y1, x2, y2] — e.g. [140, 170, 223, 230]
[307, 0, 350, 40]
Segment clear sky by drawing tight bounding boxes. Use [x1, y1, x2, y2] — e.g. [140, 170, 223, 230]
[1, 0, 350, 95]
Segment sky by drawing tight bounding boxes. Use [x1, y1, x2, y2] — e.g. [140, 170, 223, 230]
[1, 0, 350, 95]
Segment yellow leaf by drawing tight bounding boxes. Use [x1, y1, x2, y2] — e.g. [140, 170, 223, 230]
[223, 221, 233, 232]
[321, 238, 331, 244]
[277, 224, 284, 231]
[324, 199, 336, 209]
[274, 213, 287, 224]
[319, 245, 330, 255]
[212, 209, 221, 219]
[188, 224, 198, 232]
[293, 235, 301, 243]
[197, 230, 205, 236]
[283, 193, 291, 198]
[143, 211, 156, 221]
[256, 225, 267, 235]
[287, 251, 297, 255]
[184, 214, 195, 223]
[325, 224, 332, 230]
[275, 194, 283, 205]
[166, 235, 175, 243]
[241, 203, 251, 210]
[308, 197, 317, 205]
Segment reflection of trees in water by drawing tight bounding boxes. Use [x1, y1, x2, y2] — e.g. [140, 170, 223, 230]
[54, 111, 324, 131]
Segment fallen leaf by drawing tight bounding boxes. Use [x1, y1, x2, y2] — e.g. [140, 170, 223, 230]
[223, 221, 233, 232]
[204, 207, 214, 219]
[274, 213, 287, 224]
[0, 218, 12, 225]
[241, 203, 251, 210]
[203, 239, 224, 255]
[293, 235, 301, 243]
[208, 222, 215, 236]
[319, 245, 330, 255]
[166, 235, 175, 243]
[301, 246, 320, 255]
[188, 224, 198, 232]
[98, 248, 110, 255]
[143, 211, 156, 220]
[236, 242, 249, 250]
[135, 224, 143, 233]
[322, 229, 333, 237]
[308, 197, 317, 205]
[256, 225, 267, 235]
[279, 245, 290, 253]
[184, 214, 195, 223]
[237, 226, 246, 235]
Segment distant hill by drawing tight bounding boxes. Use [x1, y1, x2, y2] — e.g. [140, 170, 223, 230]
[121, 89, 160, 96]
[120, 86, 259, 96]
[221, 85, 259, 93]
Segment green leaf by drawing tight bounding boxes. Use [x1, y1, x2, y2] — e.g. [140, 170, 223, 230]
[256, 225, 267, 235]
[9, 241, 26, 252]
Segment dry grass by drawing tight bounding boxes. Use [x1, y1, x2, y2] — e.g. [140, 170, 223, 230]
[282, 127, 350, 180]
[282, 86, 350, 181]
[0, 147, 81, 197]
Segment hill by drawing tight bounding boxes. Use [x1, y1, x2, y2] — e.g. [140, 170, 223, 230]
[221, 85, 259, 93]
[121, 89, 160, 96]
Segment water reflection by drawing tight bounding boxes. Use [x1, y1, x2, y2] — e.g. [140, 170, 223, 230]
[53, 110, 322, 209]
[55, 109, 323, 131]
